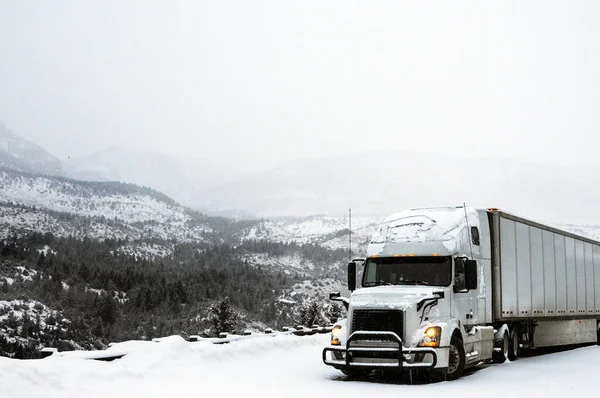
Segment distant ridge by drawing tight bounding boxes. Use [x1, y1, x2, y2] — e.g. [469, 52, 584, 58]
[191, 152, 600, 225]
[0, 122, 62, 176]
[63, 147, 242, 208]
[0, 166, 177, 206]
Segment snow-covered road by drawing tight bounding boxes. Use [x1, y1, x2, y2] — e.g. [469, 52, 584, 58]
[1, 334, 599, 398]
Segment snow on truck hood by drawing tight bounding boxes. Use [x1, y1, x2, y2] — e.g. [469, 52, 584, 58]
[350, 286, 444, 310]
[367, 207, 480, 256]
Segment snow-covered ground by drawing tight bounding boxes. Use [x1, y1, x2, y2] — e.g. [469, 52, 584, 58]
[0, 264, 38, 286]
[0, 300, 58, 326]
[0, 299, 73, 350]
[1, 333, 599, 398]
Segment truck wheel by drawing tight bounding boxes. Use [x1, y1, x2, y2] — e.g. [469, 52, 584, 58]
[431, 335, 465, 382]
[492, 331, 509, 364]
[508, 326, 519, 361]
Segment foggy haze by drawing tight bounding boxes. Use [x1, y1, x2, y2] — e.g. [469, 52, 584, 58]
[1, 1, 600, 172]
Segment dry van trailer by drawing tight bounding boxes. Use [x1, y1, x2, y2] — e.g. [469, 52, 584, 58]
[488, 209, 600, 348]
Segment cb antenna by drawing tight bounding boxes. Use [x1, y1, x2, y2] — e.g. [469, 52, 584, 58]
[463, 202, 474, 259]
[348, 208, 352, 262]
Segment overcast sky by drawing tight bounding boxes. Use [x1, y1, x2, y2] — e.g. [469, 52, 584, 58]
[1, 1, 599, 172]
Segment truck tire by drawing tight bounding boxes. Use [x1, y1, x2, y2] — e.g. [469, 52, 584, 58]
[508, 326, 519, 361]
[431, 335, 465, 382]
[492, 331, 509, 364]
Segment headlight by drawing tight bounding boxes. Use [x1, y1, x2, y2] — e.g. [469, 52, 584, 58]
[419, 326, 441, 347]
[331, 325, 342, 346]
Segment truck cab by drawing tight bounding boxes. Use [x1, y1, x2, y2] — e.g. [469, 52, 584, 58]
[323, 206, 495, 380]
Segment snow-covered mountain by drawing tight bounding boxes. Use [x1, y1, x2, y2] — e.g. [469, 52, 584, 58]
[0, 123, 62, 176]
[63, 147, 243, 207]
[0, 168, 354, 268]
[3, 122, 600, 254]
[4, 122, 600, 229]
[0, 168, 219, 246]
[4, 166, 600, 257]
[0, 124, 245, 211]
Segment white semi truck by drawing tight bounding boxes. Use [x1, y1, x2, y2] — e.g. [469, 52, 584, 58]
[323, 207, 600, 381]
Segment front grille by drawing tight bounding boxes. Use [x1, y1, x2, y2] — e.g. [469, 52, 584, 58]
[351, 309, 404, 341]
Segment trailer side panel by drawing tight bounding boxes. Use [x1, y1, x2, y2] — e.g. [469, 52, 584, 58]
[493, 210, 600, 321]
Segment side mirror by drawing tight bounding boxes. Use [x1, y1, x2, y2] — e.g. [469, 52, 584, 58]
[453, 257, 466, 293]
[465, 260, 478, 290]
[348, 261, 356, 291]
[329, 291, 350, 310]
[471, 227, 480, 246]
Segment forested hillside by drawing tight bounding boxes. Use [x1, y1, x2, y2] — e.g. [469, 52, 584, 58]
[0, 231, 347, 358]
[0, 168, 353, 358]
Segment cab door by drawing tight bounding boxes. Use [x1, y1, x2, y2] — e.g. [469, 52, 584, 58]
[452, 257, 480, 327]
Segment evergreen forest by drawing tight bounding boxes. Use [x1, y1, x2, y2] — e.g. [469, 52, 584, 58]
[0, 231, 347, 358]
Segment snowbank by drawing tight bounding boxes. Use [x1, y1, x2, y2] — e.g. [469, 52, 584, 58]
[1, 332, 600, 398]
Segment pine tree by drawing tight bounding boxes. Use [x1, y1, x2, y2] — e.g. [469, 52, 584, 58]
[298, 298, 325, 327]
[327, 303, 343, 324]
[97, 294, 120, 325]
[263, 299, 277, 322]
[208, 297, 240, 335]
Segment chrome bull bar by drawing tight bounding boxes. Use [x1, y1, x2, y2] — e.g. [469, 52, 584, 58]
[322, 331, 437, 369]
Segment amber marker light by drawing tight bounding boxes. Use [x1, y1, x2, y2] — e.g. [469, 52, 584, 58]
[331, 325, 343, 346]
[419, 326, 441, 348]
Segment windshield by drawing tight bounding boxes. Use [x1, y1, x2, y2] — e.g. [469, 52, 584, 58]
[362, 256, 452, 287]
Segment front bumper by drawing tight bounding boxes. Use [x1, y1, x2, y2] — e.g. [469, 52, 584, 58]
[322, 331, 438, 370]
